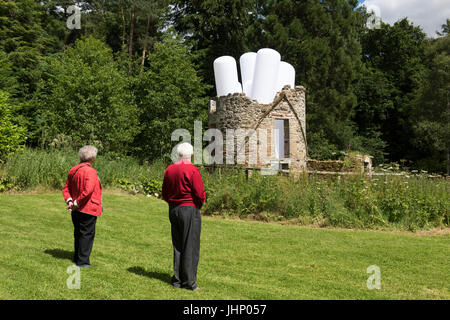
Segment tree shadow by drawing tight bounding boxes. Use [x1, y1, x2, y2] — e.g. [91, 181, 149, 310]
[44, 249, 74, 261]
[127, 266, 172, 285]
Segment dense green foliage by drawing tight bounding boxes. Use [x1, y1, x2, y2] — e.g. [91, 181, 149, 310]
[0, 91, 26, 160]
[132, 35, 211, 160]
[1, 148, 448, 232]
[171, 0, 256, 87]
[246, 0, 364, 159]
[410, 35, 450, 173]
[34, 36, 139, 152]
[0, 0, 448, 173]
[0, 148, 165, 191]
[201, 169, 449, 232]
[358, 19, 427, 164]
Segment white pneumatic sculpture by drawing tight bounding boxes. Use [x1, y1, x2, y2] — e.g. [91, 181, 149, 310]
[239, 52, 257, 97]
[213, 48, 295, 104]
[213, 56, 242, 97]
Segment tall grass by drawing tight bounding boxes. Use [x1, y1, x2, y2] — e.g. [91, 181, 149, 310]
[1, 148, 448, 231]
[200, 168, 449, 231]
[0, 148, 166, 190]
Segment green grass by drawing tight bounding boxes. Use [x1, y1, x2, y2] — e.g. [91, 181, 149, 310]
[2, 148, 448, 232]
[0, 191, 449, 300]
[1, 147, 166, 190]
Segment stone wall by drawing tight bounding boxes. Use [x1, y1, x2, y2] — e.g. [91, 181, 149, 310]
[208, 86, 307, 172]
[307, 154, 373, 174]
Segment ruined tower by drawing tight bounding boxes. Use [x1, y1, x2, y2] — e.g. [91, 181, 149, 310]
[208, 85, 307, 173]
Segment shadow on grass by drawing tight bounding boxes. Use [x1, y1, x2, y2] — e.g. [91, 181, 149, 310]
[44, 249, 73, 261]
[127, 266, 172, 285]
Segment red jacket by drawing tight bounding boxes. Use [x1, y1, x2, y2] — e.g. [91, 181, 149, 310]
[62, 162, 102, 216]
[162, 159, 206, 208]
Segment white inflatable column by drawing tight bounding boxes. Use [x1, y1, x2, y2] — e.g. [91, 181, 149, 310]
[213, 56, 240, 97]
[239, 52, 257, 97]
[251, 48, 281, 104]
[276, 61, 295, 92]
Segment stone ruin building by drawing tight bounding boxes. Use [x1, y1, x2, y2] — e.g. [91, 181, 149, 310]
[208, 85, 308, 174]
[207, 85, 372, 175]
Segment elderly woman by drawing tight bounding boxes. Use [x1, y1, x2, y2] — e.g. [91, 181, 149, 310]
[62, 145, 102, 268]
[162, 142, 206, 291]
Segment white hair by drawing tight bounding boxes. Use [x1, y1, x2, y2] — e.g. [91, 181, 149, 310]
[177, 142, 193, 159]
[79, 145, 98, 162]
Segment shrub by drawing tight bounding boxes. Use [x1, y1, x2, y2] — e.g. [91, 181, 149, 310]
[1, 148, 168, 191]
[202, 170, 449, 231]
[0, 91, 26, 161]
[2, 147, 448, 232]
[33, 36, 138, 154]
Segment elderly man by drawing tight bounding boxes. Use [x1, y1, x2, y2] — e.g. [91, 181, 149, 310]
[162, 142, 206, 291]
[62, 145, 102, 268]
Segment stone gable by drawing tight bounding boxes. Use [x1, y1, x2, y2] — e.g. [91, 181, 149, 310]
[208, 85, 307, 172]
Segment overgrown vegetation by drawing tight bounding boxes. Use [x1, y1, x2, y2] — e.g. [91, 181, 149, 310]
[0, 148, 165, 195]
[0, 1, 449, 173]
[1, 148, 448, 232]
[0, 91, 26, 160]
[201, 169, 449, 232]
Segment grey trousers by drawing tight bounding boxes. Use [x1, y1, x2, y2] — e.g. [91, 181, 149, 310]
[169, 205, 201, 290]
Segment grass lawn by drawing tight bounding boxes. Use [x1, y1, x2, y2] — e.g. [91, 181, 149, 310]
[0, 191, 448, 300]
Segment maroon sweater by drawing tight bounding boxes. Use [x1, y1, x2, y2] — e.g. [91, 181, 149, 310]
[162, 159, 206, 208]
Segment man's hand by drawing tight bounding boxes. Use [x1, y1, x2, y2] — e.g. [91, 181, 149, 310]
[67, 201, 74, 211]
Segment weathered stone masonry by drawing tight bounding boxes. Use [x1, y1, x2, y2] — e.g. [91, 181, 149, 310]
[208, 85, 307, 172]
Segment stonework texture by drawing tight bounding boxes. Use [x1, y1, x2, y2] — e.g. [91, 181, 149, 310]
[208, 86, 307, 172]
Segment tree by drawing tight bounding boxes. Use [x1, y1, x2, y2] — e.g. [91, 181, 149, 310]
[0, 0, 63, 97]
[0, 50, 19, 97]
[171, 0, 256, 90]
[436, 18, 449, 37]
[0, 0, 66, 143]
[133, 34, 211, 160]
[33, 36, 139, 154]
[411, 35, 450, 174]
[0, 91, 27, 161]
[353, 64, 391, 163]
[359, 18, 427, 162]
[248, 0, 364, 158]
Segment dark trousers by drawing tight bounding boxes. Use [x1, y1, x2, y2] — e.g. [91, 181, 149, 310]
[71, 210, 97, 266]
[169, 205, 201, 289]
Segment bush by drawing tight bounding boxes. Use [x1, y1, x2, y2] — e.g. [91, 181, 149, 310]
[113, 177, 162, 197]
[33, 36, 139, 154]
[2, 147, 448, 232]
[202, 170, 449, 231]
[0, 91, 26, 161]
[132, 35, 211, 160]
[1, 148, 167, 191]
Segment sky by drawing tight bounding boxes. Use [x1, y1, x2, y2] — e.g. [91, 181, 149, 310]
[358, 0, 450, 37]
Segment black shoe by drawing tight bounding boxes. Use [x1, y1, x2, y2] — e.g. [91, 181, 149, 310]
[184, 284, 200, 291]
[77, 264, 92, 268]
